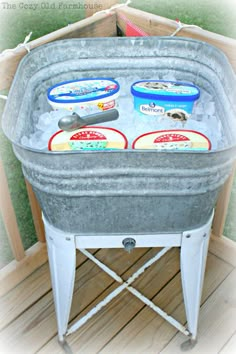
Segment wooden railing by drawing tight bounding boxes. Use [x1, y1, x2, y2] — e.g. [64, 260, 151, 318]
[0, 159, 25, 262]
[0, 0, 236, 296]
[0, 2, 117, 296]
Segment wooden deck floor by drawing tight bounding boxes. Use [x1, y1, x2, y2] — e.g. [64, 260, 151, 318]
[0, 240, 236, 354]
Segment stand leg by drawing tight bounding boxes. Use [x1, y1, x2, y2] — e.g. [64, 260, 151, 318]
[180, 212, 214, 342]
[43, 215, 76, 342]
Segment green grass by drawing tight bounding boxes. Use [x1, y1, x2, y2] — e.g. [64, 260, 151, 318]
[0, 100, 37, 267]
[131, 0, 236, 39]
[0, 0, 85, 51]
[1, 0, 236, 52]
[224, 176, 236, 241]
[0, 0, 235, 267]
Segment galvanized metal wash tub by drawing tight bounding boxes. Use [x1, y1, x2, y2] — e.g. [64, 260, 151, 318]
[2, 37, 236, 234]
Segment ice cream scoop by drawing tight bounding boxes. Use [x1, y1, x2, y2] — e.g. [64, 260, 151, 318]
[58, 109, 119, 132]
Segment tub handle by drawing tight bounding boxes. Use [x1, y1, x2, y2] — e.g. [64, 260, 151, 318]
[58, 109, 119, 132]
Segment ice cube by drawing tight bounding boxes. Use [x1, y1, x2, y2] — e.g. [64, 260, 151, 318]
[162, 73, 177, 81]
[21, 135, 30, 147]
[36, 112, 52, 131]
[203, 101, 215, 115]
[24, 75, 225, 152]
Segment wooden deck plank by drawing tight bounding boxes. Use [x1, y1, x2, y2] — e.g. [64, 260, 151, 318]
[41, 251, 232, 354]
[0, 262, 50, 331]
[101, 276, 183, 354]
[0, 242, 48, 297]
[0, 159, 25, 261]
[220, 331, 236, 353]
[100, 253, 233, 354]
[25, 180, 45, 243]
[0, 249, 93, 331]
[38, 248, 180, 353]
[162, 268, 236, 353]
[0, 248, 148, 353]
[0, 249, 233, 354]
[209, 234, 236, 268]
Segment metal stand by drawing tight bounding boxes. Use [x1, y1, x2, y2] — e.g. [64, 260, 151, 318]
[43, 217, 76, 343]
[43, 212, 213, 347]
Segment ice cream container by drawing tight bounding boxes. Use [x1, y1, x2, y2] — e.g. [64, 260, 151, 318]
[131, 80, 200, 120]
[47, 78, 120, 112]
[132, 130, 211, 151]
[48, 126, 128, 151]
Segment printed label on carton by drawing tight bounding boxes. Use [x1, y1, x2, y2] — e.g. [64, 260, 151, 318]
[132, 130, 211, 151]
[140, 104, 165, 115]
[48, 127, 128, 151]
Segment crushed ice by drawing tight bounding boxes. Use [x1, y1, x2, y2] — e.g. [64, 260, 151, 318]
[21, 76, 225, 151]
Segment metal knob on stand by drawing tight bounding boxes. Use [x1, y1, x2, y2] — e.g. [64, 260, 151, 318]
[122, 238, 136, 253]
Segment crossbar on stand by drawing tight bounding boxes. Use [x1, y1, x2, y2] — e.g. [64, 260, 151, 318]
[44, 212, 213, 345]
[67, 247, 190, 337]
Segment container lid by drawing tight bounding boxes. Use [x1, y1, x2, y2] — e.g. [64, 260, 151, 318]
[132, 130, 211, 150]
[47, 78, 120, 104]
[131, 80, 200, 102]
[48, 126, 128, 151]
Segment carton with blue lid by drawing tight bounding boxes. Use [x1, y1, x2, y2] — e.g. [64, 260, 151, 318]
[131, 80, 200, 120]
[47, 78, 120, 112]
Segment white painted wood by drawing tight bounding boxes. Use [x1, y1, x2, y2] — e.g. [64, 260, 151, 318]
[75, 233, 181, 249]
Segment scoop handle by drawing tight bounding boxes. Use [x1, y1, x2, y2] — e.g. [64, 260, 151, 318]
[58, 109, 119, 132]
[84, 109, 119, 125]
